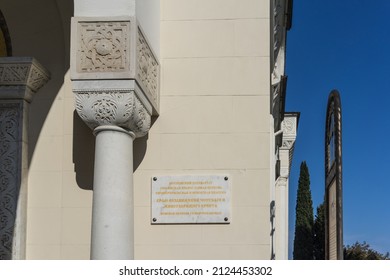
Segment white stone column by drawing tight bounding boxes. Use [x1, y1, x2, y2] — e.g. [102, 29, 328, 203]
[275, 176, 288, 260]
[71, 13, 159, 260]
[91, 126, 135, 259]
[274, 113, 299, 260]
[0, 57, 50, 260]
[74, 86, 153, 259]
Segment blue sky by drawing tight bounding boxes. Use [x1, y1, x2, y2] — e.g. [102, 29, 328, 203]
[286, 0, 390, 258]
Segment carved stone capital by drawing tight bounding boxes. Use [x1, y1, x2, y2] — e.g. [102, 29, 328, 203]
[0, 57, 50, 102]
[71, 17, 159, 115]
[279, 113, 300, 179]
[75, 89, 151, 138]
[281, 114, 298, 150]
[276, 176, 288, 188]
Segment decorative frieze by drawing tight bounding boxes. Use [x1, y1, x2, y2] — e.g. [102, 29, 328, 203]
[75, 90, 151, 137]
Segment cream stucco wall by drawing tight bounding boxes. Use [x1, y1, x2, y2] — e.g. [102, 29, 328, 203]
[2, 0, 274, 259]
[133, 0, 272, 259]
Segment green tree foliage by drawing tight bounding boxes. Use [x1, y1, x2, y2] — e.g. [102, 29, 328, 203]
[313, 203, 325, 259]
[293, 161, 314, 260]
[344, 242, 390, 260]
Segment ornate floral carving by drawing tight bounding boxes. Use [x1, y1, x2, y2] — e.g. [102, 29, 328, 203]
[0, 103, 21, 260]
[78, 21, 130, 73]
[75, 90, 151, 137]
[136, 28, 159, 104]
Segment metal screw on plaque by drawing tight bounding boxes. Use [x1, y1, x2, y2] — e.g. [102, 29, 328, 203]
[153, 218, 157, 222]
[153, 177, 157, 181]
[224, 176, 228, 181]
[224, 217, 228, 222]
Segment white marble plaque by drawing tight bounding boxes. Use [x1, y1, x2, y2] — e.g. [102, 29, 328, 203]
[151, 175, 231, 224]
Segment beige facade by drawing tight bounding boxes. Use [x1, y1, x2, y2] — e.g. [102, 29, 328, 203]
[0, 0, 297, 260]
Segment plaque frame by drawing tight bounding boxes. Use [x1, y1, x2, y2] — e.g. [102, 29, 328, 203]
[151, 175, 231, 225]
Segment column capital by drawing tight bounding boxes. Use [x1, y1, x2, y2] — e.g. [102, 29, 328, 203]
[70, 17, 159, 138]
[281, 113, 299, 150]
[279, 113, 300, 177]
[276, 176, 288, 188]
[0, 57, 50, 102]
[70, 17, 160, 114]
[74, 84, 151, 138]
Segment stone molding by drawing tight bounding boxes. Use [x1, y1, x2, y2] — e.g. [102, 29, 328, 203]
[0, 57, 50, 102]
[71, 17, 159, 115]
[74, 89, 151, 138]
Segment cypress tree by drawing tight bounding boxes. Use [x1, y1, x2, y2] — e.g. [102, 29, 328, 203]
[293, 161, 314, 259]
[313, 203, 325, 259]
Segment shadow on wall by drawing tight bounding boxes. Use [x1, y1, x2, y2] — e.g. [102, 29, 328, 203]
[72, 112, 152, 191]
[1, 0, 75, 165]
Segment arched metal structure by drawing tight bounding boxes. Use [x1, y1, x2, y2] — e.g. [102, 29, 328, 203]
[325, 90, 343, 260]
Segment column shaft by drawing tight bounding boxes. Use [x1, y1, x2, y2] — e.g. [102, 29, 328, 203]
[91, 126, 135, 260]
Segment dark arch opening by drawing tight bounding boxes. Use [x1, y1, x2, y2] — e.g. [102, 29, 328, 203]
[0, 9, 12, 56]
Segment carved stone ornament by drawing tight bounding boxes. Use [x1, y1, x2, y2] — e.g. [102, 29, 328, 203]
[71, 17, 160, 115]
[276, 176, 288, 187]
[77, 21, 130, 73]
[282, 117, 296, 137]
[136, 27, 159, 105]
[281, 140, 294, 149]
[0, 57, 50, 99]
[75, 90, 151, 138]
[0, 103, 21, 260]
